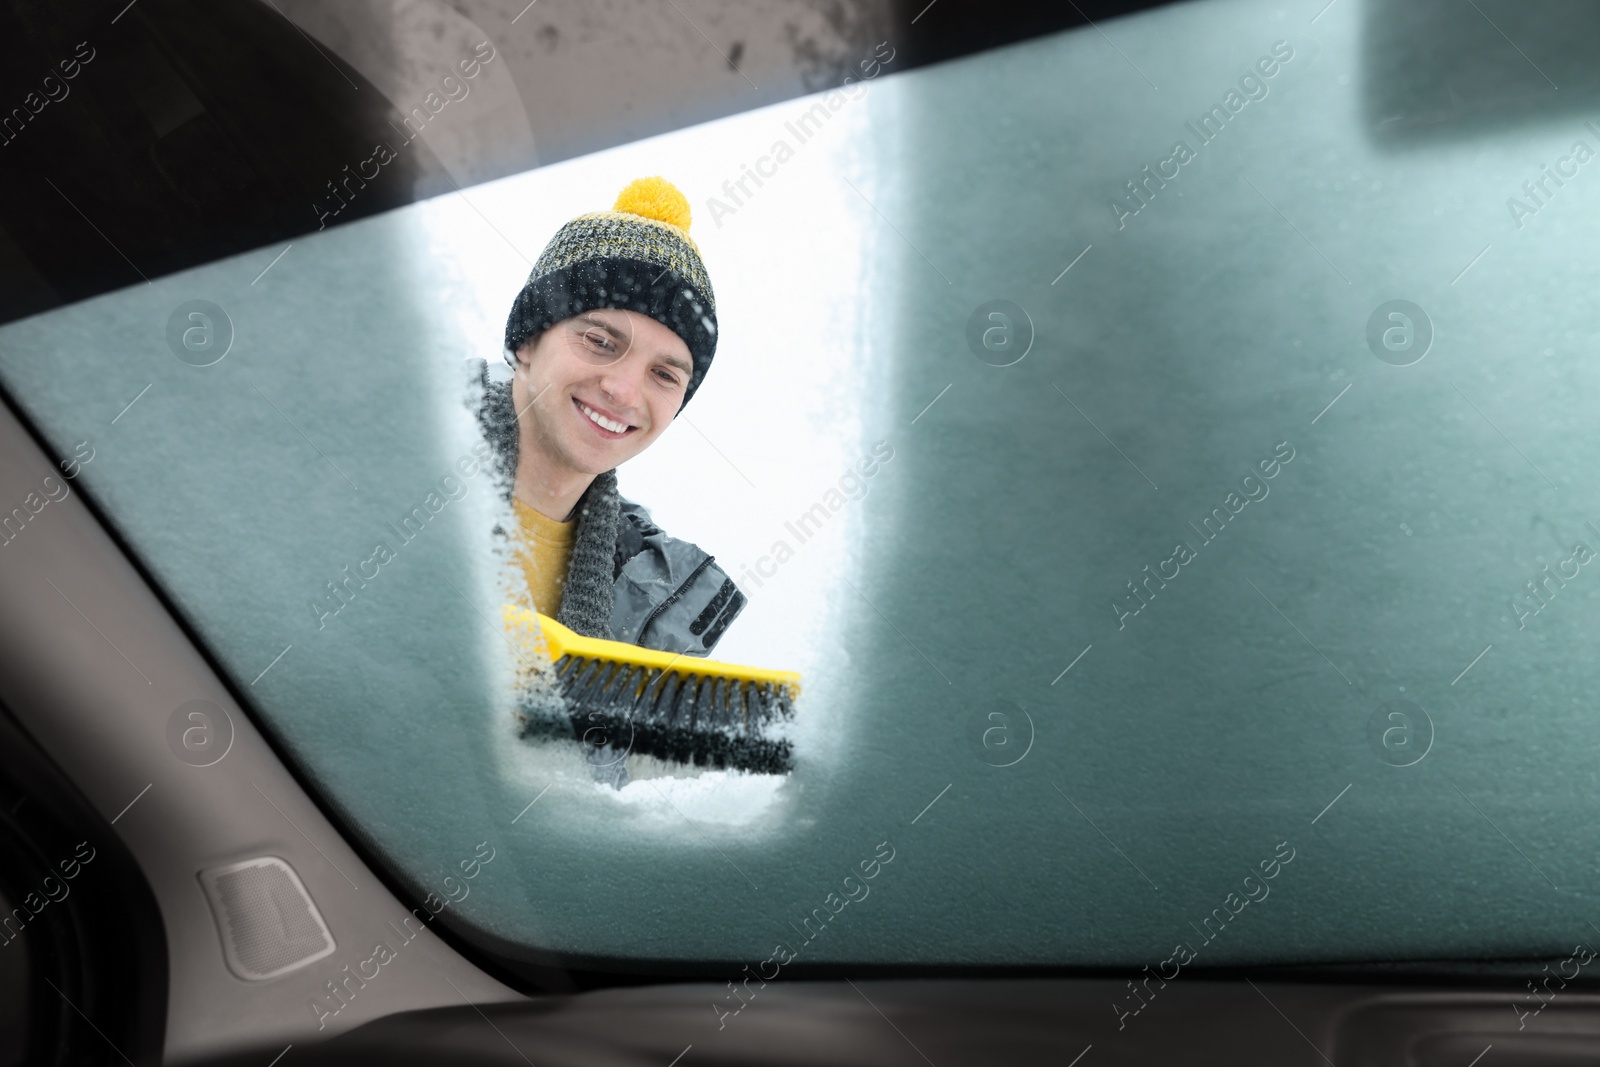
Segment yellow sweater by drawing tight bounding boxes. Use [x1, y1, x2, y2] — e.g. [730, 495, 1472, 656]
[510, 496, 576, 615]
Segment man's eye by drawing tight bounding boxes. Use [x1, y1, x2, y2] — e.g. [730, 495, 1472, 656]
[656, 369, 680, 385]
[585, 331, 613, 350]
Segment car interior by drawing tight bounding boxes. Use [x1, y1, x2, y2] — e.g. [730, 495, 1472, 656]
[3, 0, 1600, 1063]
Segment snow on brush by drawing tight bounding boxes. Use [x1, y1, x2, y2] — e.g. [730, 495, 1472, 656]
[491, 707, 793, 835]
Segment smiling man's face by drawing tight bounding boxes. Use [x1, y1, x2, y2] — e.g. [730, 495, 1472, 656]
[510, 307, 693, 481]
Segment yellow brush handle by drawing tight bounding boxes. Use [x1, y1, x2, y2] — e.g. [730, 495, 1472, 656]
[502, 604, 802, 695]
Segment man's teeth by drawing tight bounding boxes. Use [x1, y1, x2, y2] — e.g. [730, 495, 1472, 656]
[579, 401, 629, 433]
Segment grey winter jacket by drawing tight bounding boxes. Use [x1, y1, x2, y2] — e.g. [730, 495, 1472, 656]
[471, 360, 746, 658]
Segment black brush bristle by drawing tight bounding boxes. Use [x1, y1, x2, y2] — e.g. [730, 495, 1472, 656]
[546, 653, 796, 774]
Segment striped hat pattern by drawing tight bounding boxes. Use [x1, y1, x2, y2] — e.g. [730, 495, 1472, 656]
[503, 176, 718, 411]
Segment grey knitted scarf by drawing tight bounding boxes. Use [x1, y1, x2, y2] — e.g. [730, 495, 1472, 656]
[472, 363, 620, 641]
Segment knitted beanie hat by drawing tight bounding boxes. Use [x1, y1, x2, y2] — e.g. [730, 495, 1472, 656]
[503, 176, 718, 412]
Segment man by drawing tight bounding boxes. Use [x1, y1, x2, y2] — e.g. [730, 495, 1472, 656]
[472, 176, 746, 780]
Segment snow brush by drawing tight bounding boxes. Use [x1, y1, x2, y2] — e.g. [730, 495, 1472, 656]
[501, 605, 801, 775]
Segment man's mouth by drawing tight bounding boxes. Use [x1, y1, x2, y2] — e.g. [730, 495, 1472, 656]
[575, 397, 636, 438]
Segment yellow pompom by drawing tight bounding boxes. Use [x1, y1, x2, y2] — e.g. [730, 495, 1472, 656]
[613, 176, 692, 233]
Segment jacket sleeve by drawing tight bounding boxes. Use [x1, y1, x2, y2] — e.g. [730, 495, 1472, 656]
[674, 560, 746, 656]
[609, 511, 747, 656]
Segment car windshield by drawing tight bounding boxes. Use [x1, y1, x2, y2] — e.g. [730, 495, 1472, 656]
[2, 0, 1596, 981]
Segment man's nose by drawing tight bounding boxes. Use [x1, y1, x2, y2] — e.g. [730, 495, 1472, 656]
[596, 359, 644, 410]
